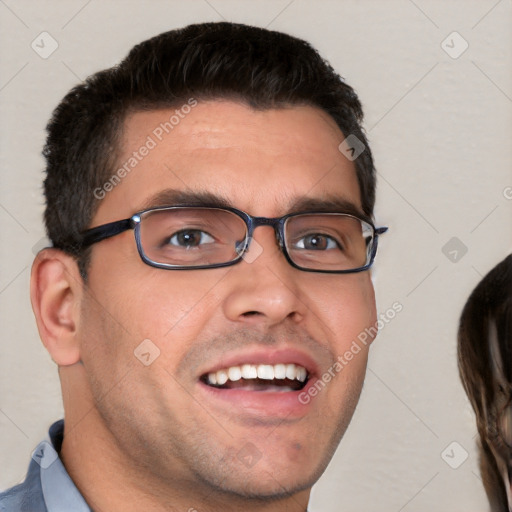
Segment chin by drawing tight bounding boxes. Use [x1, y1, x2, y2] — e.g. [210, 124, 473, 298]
[205, 468, 316, 501]
[191, 444, 327, 502]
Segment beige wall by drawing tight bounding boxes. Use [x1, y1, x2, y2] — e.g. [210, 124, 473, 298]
[1, 1, 511, 510]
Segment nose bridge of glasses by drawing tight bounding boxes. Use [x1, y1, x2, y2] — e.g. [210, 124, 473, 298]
[249, 216, 285, 249]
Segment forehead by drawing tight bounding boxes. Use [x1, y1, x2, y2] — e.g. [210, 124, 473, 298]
[93, 100, 362, 224]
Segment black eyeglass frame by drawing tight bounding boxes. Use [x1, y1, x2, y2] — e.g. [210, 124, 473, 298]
[79, 205, 388, 274]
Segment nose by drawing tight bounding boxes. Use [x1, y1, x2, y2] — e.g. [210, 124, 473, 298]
[222, 226, 306, 327]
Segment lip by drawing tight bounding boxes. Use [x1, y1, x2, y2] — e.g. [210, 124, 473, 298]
[198, 375, 319, 420]
[196, 348, 321, 420]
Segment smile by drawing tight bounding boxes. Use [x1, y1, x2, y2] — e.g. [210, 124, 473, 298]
[196, 348, 320, 419]
[202, 363, 309, 392]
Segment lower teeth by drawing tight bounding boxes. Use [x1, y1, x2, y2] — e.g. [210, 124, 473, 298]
[203, 377, 306, 392]
[245, 384, 296, 392]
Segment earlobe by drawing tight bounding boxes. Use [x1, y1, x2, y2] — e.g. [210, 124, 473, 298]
[30, 248, 82, 366]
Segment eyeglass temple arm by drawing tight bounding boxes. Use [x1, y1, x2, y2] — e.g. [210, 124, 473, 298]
[79, 218, 133, 248]
[375, 226, 388, 235]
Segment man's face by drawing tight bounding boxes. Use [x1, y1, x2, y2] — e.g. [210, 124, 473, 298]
[78, 100, 377, 499]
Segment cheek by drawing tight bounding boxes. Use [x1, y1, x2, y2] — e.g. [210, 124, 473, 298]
[132, 271, 229, 339]
[89, 247, 228, 341]
[312, 272, 377, 351]
[78, 293, 136, 382]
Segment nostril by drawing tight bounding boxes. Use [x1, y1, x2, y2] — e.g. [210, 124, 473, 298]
[242, 311, 260, 317]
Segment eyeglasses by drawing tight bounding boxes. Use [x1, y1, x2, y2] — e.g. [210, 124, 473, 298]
[79, 205, 388, 273]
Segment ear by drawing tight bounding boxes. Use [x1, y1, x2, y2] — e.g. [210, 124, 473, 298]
[30, 248, 83, 366]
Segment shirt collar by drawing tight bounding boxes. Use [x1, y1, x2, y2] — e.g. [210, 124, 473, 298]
[35, 419, 91, 511]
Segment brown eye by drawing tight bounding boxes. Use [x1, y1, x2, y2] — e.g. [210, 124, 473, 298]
[294, 234, 340, 251]
[167, 230, 215, 247]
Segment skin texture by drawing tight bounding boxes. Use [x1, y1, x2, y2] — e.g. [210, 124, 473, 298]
[31, 101, 378, 512]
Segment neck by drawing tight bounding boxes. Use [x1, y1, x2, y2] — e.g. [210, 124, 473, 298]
[58, 364, 310, 512]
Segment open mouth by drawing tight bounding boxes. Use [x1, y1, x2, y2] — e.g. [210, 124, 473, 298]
[200, 363, 310, 392]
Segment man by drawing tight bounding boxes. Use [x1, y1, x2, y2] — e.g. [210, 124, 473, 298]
[458, 254, 512, 512]
[0, 22, 387, 511]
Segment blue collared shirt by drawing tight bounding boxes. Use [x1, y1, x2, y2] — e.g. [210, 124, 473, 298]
[0, 420, 91, 511]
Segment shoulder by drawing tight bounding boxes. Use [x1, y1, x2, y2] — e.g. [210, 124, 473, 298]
[0, 458, 47, 512]
[0, 420, 65, 512]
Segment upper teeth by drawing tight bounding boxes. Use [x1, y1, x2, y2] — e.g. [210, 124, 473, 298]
[206, 363, 308, 386]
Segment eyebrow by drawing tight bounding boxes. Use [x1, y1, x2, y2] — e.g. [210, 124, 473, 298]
[138, 189, 368, 220]
[287, 196, 367, 220]
[139, 189, 232, 210]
